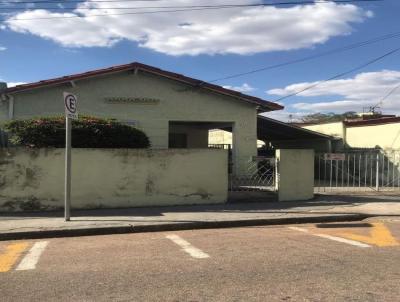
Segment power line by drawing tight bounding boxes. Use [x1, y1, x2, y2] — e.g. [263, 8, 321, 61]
[0, 1, 381, 20]
[372, 82, 400, 111]
[0, 0, 381, 5]
[0, 6, 263, 21]
[380, 82, 400, 104]
[201, 31, 400, 83]
[0, 0, 158, 3]
[0, 1, 376, 10]
[363, 81, 400, 122]
[272, 47, 400, 102]
[3, 2, 371, 10]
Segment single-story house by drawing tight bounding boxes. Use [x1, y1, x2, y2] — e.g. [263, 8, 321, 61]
[296, 114, 400, 151]
[0, 62, 283, 175]
[209, 115, 335, 153]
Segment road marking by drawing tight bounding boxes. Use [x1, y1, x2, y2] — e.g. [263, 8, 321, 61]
[288, 226, 309, 233]
[338, 222, 399, 247]
[166, 234, 210, 259]
[288, 227, 371, 248]
[315, 234, 371, 248]
[16, 241, 49, 271]
[0, 242, 29, 273]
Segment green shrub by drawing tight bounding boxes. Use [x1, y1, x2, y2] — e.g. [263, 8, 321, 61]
[4, 116, 150, 148]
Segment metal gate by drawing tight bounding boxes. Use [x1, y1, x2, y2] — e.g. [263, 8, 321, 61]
[315, 150, 400, 192]
[229, 157, 275, 192]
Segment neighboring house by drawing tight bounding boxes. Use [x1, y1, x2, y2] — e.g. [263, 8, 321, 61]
[209, 116, 335, 153]
[0, 62, 283, 175]
[209, 129, 266, 148]
[297, 114, 400, 151]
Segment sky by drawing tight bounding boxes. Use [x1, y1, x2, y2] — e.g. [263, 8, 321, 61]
[0, 0, 400, 121]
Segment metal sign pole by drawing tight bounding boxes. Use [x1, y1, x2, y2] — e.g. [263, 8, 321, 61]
[65, 116, 71, 221]
[376, 152, 380, 192]
[63, 91, 77, 222]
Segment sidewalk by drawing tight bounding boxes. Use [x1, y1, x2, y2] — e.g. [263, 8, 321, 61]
[1, 194, 399, 241]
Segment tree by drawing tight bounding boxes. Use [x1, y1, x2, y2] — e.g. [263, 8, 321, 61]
[4, 116, 150, 148]
[301, 112, 358, 123]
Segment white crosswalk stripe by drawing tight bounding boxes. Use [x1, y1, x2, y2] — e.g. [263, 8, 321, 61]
[288, 227, 371, 248]
[315, 234, 371, 248]
[166, 234, 210, 259]
[16, 241, 49, 271]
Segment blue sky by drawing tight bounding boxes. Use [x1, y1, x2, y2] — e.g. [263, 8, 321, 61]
[1, 0, 400, 121]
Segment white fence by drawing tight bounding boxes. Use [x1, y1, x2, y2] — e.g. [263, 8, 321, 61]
[315, 150, 400, 192]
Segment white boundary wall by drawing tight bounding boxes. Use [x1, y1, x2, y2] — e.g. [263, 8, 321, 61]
[0, 148, 228, 211]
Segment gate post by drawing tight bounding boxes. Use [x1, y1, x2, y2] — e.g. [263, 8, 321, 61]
[376, 152, 380, 191]
[275, 149, 314, 201]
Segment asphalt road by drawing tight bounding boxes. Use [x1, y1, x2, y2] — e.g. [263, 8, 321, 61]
[0, 217, 399, 302]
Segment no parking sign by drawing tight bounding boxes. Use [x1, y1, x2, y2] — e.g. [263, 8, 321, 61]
[63, 91, 78, 222]
[64, 92, 78, 119]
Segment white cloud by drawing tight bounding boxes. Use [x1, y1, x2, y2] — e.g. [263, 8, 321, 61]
[0, 46, 6, 51]
[4, 1, 371, 55]
[223, 83, 255, 93]
[6, 82, 26, 87]
[267, 70, 400, 113]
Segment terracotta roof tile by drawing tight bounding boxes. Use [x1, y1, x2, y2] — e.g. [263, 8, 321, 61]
[344, 117, 400, 127]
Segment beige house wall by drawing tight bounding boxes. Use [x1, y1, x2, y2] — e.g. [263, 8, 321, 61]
[275, 149, 314, 201]
[209, 130, 233, 145]
[346, 123, 400, 150]
[301, 121, 400, 150]
[302, 122, 344, 139]
[208, 129, 265, 147]
[0, 148, 228, 212]
[0, 70, 259, 174]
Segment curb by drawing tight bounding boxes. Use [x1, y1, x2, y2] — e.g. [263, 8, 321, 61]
[0, 214, 371, 241]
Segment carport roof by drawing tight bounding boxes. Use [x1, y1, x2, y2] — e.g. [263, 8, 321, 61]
[257, 116, 334, 142]
[2, 62, 283, 112]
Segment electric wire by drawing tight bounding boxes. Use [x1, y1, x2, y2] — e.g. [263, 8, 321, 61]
[0, 1, 371, 10]
[0, 0, 381, 5]
[0, 0, 382, 21]
[207, 32, 400, 83]
[374, 82, 400, 109]
[272, 47, 400, 102]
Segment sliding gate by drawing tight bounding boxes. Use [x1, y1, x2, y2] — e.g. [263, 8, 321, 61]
[315, 150, 400, 192]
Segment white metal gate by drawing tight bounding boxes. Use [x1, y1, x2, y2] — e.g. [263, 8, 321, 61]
[229, 157, 275, 192]
[315, 150, 400, 192]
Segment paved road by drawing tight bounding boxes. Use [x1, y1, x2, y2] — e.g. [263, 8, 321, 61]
[0, 217, 399, 301]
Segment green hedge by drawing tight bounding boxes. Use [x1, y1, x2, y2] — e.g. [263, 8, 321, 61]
[4, 116, 150, 148]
